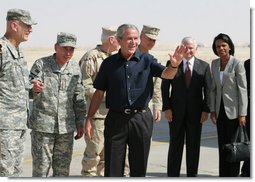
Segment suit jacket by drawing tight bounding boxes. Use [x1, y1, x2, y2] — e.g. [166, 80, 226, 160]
[161, 57, 212, 121]
[210, 56, 247, 119]
[244, 59, 250, 103]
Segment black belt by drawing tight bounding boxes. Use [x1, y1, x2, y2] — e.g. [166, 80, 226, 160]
[110, 108, 148, 114]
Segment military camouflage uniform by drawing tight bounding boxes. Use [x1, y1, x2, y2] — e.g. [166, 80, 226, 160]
[139, 25, 162, 114]
[149, 77, 162, 114]
[29, 54, 86, 177]
[79, 45, 110, 176]
[0, 37, 30, 177]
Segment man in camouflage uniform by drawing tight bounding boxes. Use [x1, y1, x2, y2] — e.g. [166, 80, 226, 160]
[138, 25, 162, 122]
[79, 27, 119, 176]
[0, 9, 37, 177]
[29, 32, 86, 177]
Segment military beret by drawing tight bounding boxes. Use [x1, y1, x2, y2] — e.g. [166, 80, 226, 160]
[6, 9, 37, 25]
[57, 32, 77, 48]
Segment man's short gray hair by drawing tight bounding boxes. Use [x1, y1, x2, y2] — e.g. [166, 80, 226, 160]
[116, 24, 139, 39]
[181, 36, 198, 48]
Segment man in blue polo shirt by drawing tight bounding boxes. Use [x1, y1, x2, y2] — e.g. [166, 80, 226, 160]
[84, 24, 186, 177]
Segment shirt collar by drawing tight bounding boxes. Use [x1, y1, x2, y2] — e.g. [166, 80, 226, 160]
[117, 49, 140, 62]
[2, 36, 23, 59]
[183, 56, 195, 66]
[96, 44, 112, 57]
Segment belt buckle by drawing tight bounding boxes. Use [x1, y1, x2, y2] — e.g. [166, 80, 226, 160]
[124, 109, 131, 114]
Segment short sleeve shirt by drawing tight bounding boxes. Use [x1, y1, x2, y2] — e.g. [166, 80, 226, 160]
[94, 50, 165, 110]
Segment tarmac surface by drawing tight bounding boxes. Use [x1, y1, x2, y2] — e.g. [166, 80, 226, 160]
[18, 114, 222, 178]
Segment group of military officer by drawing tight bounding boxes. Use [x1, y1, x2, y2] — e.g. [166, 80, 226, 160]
[0, 8, 166, 177]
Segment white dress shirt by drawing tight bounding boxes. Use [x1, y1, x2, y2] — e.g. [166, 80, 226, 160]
[183, 57, 194, 76]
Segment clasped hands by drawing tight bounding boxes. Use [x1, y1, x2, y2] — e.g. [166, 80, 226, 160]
[31, 79, 44, 93]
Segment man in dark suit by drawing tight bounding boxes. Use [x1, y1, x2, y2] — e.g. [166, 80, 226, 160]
[241, 58, 250, 177]
[161, 37, 212, 177]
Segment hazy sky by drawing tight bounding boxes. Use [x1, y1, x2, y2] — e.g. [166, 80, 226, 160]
[0, 0, 251, 47]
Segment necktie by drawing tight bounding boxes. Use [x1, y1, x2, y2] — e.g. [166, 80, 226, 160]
[185, 62, 191, 87]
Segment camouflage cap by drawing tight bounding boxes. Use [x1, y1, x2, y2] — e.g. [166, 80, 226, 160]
[57, 32, 77, 47]
[102, 26, 117, 37]
[141, 25, 160, 40]
[6, 9, 37, 25]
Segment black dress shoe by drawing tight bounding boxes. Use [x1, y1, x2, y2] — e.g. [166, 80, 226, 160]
[187, 174, 197, 177]
[240, 172, 250, 177]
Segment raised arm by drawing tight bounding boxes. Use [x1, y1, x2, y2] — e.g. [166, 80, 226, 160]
[161, 45, 186, 79]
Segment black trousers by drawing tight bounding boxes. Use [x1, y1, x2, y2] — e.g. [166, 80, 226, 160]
[217, 100, 240, 177]
[241, 104, 250, 177]
[167, 113, 202, 177]
[104, 109, 153, 177]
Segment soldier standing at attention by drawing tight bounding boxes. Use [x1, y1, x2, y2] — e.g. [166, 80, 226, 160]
[79, 27, 119, 176]
[138, 25, 162, 122]
[29, 32, 86, 177]
[0, 9, 37, 177]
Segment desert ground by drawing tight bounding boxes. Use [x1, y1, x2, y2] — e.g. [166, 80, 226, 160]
[19, 45, 249, 177]
[22, 45, 250, 69]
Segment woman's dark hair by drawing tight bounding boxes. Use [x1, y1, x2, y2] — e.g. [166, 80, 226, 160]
[212, 33, 235, 56]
